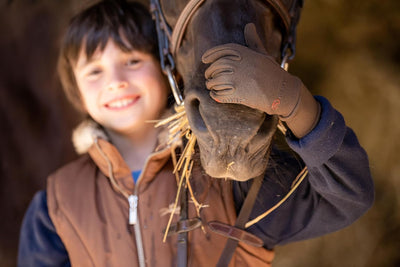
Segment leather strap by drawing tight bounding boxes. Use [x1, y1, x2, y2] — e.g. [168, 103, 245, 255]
[264, 0, 291, 31]
[216, 173, 265, 267]
[169, 0, 294, 56]
[177, 178, 188, 267]
[208, 221, 263, 247]
[171, 0, 206, 56]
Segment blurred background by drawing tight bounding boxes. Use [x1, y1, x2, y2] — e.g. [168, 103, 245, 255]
[0, 0, 399, 266]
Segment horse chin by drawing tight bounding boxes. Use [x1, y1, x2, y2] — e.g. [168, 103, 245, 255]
[198, 144, 271, 181]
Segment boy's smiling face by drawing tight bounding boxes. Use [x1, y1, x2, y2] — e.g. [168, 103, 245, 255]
[74, 40, 169, 136]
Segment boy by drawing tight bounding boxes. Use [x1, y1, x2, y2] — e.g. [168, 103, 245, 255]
[18, 0, 374, 266]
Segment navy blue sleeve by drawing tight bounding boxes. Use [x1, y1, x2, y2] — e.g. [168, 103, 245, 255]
[234, 96, 374, 249]
[18, 191, 70, 267]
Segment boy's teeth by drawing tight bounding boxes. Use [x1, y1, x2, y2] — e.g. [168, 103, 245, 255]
[108, 98, 134, 108]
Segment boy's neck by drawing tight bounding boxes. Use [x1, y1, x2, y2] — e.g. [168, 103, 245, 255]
[105, 124, 160, 171]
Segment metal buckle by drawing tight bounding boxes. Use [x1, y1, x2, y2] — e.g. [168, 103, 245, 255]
[165, 65, 184, 106]
[280, 43, 294, 70]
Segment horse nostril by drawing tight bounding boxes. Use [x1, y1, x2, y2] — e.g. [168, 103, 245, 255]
[186, 98, 207, 133]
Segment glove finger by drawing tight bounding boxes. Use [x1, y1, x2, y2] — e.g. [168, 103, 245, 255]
[244, 23, 267, 54]
[208, 68, 234, 79]
[209, 90, 223, 103]
[210, 90, 243, 104]
[208, 83, 235, 103]
[211, 85, 235, 96]
[202, 44, 241, 64]
[205, 60, 234, 79]
[206, 77, 234, 95]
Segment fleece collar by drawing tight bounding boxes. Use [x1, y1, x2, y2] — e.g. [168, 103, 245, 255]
[71, 112, 175, 156]
[71, 114, 177, 181]
[72, 119, 109, 155]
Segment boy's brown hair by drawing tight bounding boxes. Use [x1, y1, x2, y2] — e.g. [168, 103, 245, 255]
[58, 0, 158, 113]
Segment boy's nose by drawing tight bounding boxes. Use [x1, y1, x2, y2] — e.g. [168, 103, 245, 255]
[107, 80, 128, 91]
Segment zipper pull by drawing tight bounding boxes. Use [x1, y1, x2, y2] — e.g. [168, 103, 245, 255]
[128, 195, 138, 225]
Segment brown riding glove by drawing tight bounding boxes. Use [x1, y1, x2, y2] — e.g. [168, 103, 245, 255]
[202, 23, 320, 138]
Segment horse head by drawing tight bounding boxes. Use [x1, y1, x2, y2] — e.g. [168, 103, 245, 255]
[155, 0, 302, 181]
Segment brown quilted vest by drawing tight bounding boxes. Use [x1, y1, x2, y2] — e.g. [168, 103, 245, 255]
[47, 138, 274, 266]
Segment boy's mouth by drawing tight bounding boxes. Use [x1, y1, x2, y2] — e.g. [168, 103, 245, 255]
[105, 95, 140, 109]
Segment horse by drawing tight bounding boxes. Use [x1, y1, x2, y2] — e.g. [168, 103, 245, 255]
[151, 0, 303, 181]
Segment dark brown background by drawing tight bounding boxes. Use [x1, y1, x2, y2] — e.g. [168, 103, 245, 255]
[1, 0, 399, 266]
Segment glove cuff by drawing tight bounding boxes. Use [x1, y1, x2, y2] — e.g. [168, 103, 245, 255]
[280, 85, 321, 138]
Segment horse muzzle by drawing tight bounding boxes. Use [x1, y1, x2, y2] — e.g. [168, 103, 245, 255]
[185, 86, 278, 181]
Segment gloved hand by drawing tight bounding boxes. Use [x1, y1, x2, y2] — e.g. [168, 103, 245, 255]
[202, 23, 320, 138]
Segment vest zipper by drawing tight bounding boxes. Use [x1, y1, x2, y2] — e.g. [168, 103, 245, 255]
[128, 195, 138, 225]
[129, 192, 145, 267]
[129, 152, 159, 267]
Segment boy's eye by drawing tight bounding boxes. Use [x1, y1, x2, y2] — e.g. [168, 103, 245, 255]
[89, 69, 102, 75]
[126, 59, 140, 67]
[85, 68, 102, 80]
